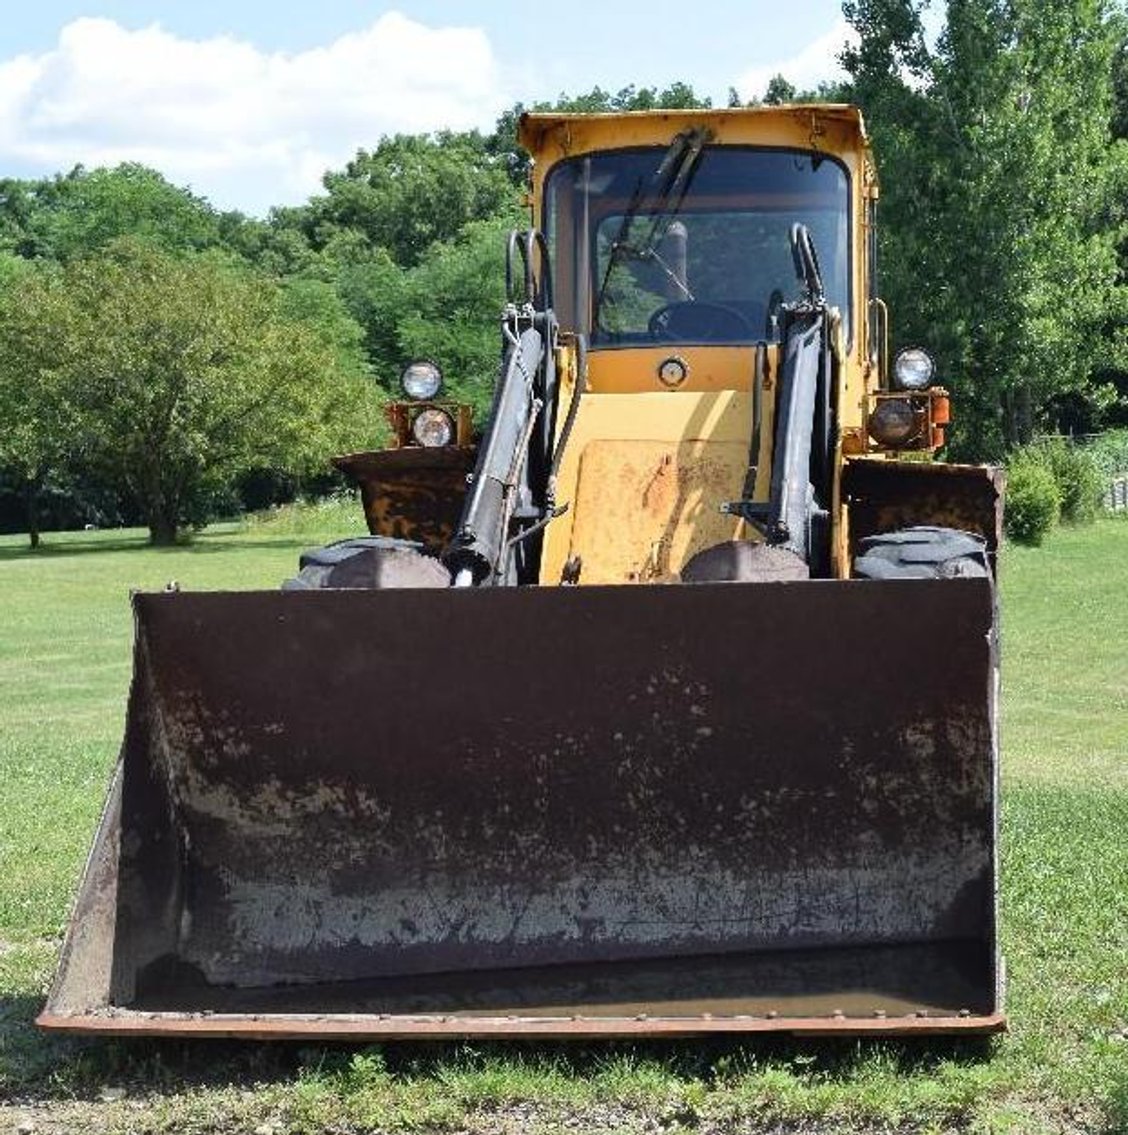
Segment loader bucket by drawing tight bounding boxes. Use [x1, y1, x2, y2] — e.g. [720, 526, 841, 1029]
[40, 578, 1002, 1039]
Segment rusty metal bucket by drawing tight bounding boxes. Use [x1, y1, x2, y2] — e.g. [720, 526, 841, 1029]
[40, 578, 1002, 1038]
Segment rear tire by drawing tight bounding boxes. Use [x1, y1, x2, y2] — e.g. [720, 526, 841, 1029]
[853, 526, 989, 580]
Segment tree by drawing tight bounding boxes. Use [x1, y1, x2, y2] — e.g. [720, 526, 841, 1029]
[0, 164, 225, 262]
[0, 180, 41, 258]
[0, 256, 81, 546]
[2, 239, 377, 544]
[218, 209, 321, 278]
[764, 74, 798, 104]
[396, 215, 517, 418]
[843, 0, 1128, 455]
[326, 213, 517, 418]
[334, 246, 413, 381]
[300, 133, 518, 268]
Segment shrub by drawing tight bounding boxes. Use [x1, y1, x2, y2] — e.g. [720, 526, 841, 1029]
[1033, 438, 1103, 524]
[1005, 458, 1061, 545]
[1086, 429, 1128, 478]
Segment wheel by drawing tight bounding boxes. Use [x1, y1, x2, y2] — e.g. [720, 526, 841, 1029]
[283, 536, 451, 590]
[648, 301, 753, 342]
[853, 526, 990, 580]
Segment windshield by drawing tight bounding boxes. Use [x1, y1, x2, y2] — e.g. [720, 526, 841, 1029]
[544, 146, 850, 345]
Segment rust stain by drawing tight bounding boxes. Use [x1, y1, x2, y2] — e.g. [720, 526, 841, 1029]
[333, 447, 475, 550]
[569, 440, 749, 582]
[38, 1010, 1006, 1039]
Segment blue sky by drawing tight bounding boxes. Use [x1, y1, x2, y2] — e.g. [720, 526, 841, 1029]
[0, 2, 851, 214]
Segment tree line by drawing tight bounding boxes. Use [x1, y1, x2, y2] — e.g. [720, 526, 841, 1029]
[1, 1, 1125, 545]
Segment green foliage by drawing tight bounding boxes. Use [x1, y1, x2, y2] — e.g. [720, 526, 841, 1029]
[0, 257, 84, 544]
[843, 0, 1128, 458]
[333, 246, 411, 371]
[763, 75, 798, 105]
[1003, 437, 1104, 532]
[543, 82, 710, 115]
[1029, 437, 1104, 523]
[220, 210, 321, 277]
[731, 77, 851, 108]
[326, 213, 518, 420]
[0, 164, 224, 261]
[1005, 452, 1062, 544]
[1085, 428, 1128, 476]
[303, 132, 519, 268]
[278, 275, 375, 392]
[397, 215, 521, 416]
[0, 239, 376, 544]
[244, 492, 368, 539]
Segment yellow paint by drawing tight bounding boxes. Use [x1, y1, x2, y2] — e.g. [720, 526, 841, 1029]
[568, 440, 749, 583]
[520, 105, 876, 408]
[518, 106, 872, 171]
[588, 346, 766, 394]
[540, 390, 754, 585]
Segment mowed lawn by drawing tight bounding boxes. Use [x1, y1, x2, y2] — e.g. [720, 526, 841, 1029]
[0, 513, 1125, 1134]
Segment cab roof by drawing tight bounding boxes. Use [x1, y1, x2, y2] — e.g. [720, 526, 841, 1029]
[518, 105, 871, 171]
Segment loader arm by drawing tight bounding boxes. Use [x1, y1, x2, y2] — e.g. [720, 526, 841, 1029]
[445, 232, 562, 587]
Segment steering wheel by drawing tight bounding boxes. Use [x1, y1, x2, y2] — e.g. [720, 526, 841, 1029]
[648, 301, 754, 342]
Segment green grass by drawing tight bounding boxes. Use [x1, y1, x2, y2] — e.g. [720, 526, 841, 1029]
[1000, 518, 1128, 787]
[1, 515, 1126, 1133]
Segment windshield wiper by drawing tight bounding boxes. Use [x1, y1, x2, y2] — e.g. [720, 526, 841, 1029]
[592, 126, 711, 332]
[608, 241, 694, 300]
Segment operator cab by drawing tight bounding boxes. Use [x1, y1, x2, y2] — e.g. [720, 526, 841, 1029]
[543, 140, 851, 352]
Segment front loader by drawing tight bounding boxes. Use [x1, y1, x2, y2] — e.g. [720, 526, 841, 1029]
[41, 106, 1005, 1039]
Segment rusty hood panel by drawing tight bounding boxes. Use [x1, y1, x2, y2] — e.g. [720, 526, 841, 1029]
[333, 447, 475, 548]
[41, 578, 1001, 1037]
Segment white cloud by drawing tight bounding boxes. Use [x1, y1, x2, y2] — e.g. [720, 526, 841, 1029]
[735, 19, 857, 102]
[0, 13, 507, 215]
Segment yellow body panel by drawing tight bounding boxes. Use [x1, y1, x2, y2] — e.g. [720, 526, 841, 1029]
[519, 106, 872, 170]
[540, 390, 754, 584]
[588, 345, 758, 393]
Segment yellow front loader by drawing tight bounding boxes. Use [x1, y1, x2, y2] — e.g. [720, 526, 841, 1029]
[41, 106, 1005, 1039]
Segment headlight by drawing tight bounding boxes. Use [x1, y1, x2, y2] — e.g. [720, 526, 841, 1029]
[892, 347, 935, 391]
[868, 398, 918, 447]
[400, 359, 443, 400]
[411, 407, 455, 448]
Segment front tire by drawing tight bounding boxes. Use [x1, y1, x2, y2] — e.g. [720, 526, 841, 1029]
[283, 536, 451, 590]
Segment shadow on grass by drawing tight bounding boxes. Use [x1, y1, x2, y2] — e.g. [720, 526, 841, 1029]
[1, 985, 998, 1106]
[0, 534, 316, 562]
[362, 1033, 999, 1092]
[0, 536, 152, 560]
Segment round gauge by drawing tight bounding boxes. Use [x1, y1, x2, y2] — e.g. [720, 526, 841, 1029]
[658, 356, 688, 388]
